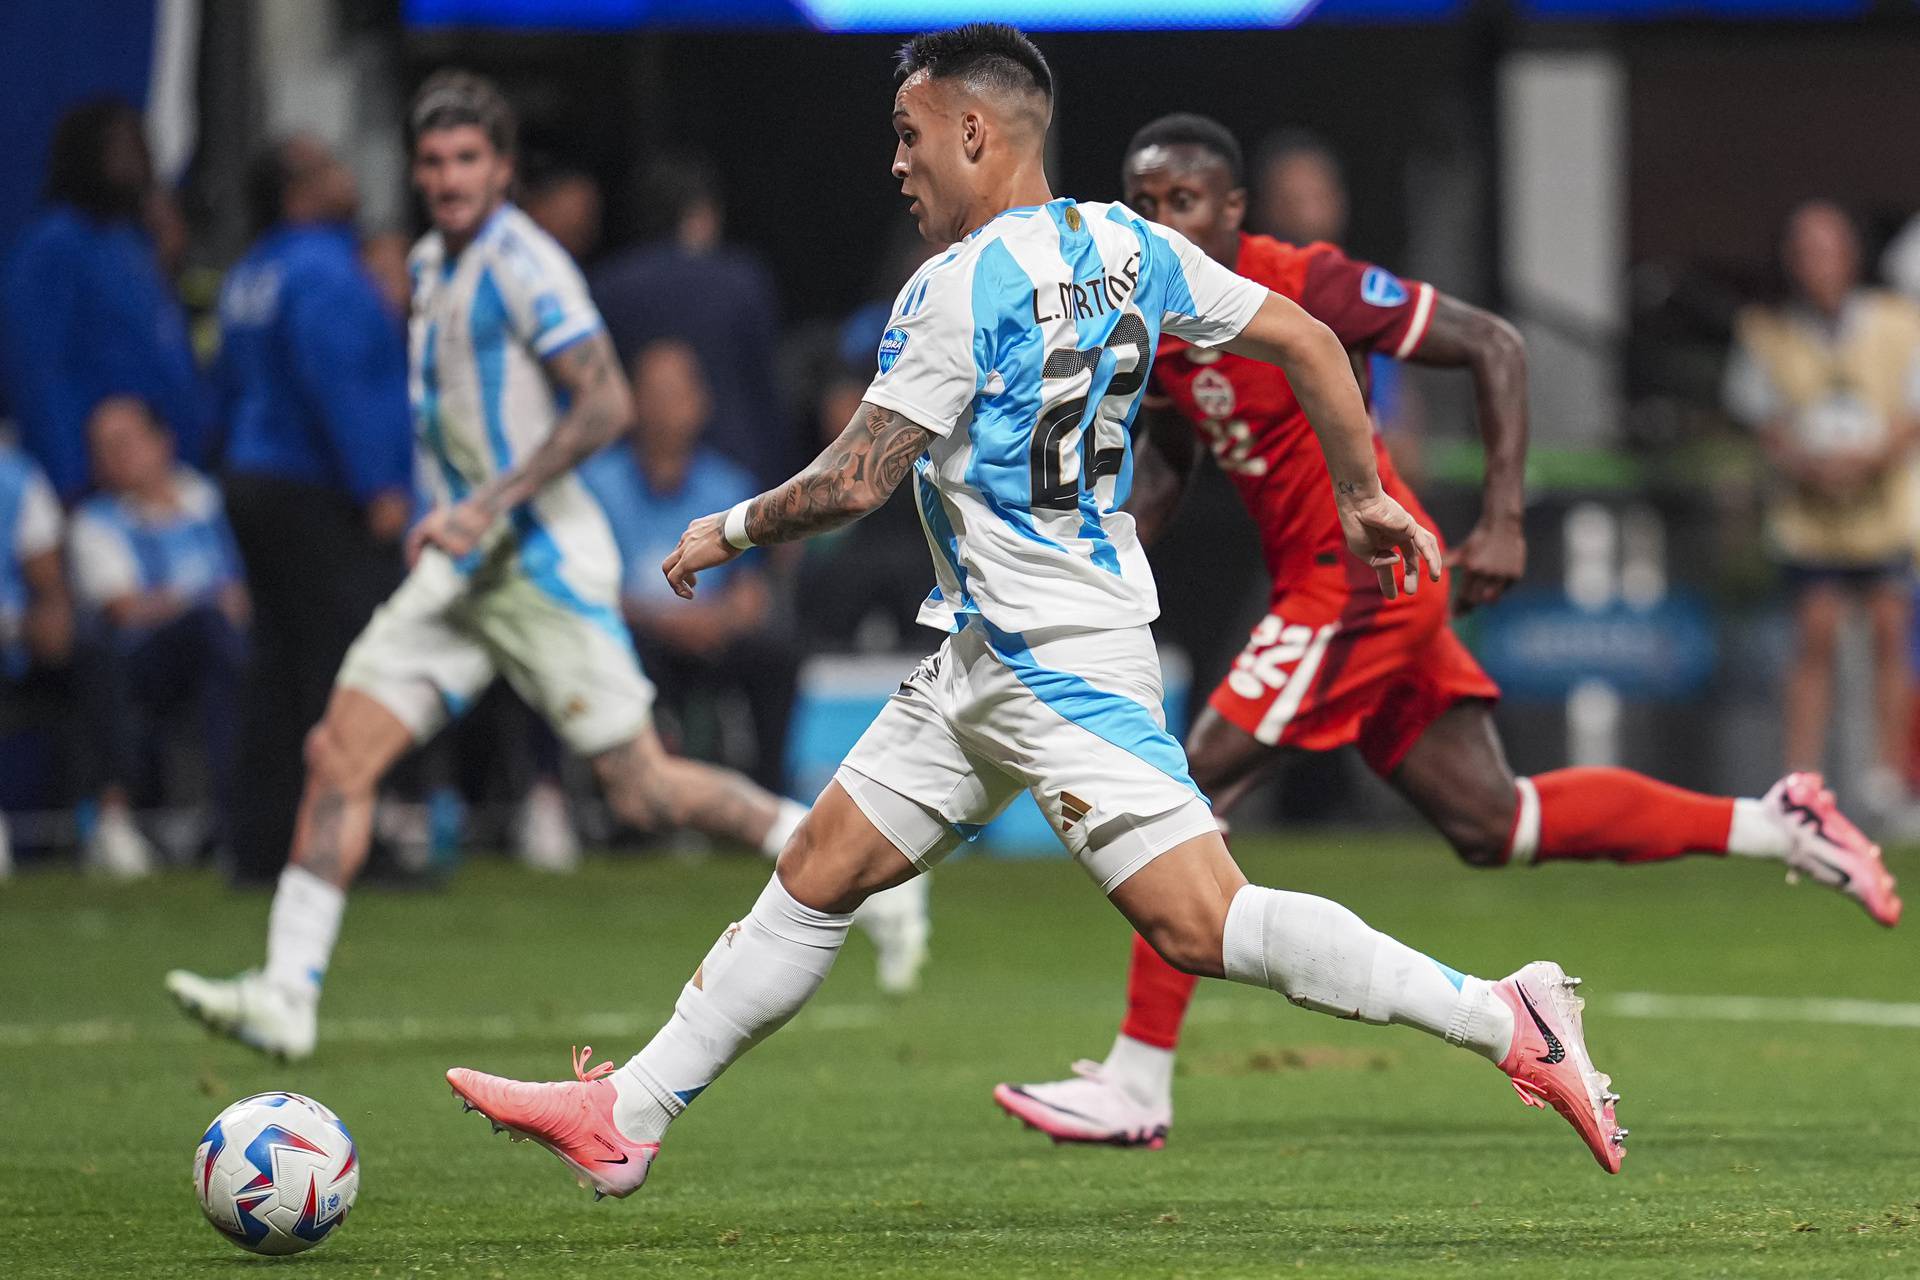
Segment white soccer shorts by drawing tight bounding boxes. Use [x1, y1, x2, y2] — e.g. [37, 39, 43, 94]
[838, 620, 1219, 892]
[337, 548, 654, 757]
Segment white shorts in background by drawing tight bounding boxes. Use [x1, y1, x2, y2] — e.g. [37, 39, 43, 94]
[838, 620, 1219, 892]
[337, 548, 654, 757]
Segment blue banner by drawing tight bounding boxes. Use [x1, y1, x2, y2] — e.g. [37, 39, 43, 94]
[1471, 589, 1719, 701]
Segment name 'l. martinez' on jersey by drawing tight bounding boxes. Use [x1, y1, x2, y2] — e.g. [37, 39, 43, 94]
[862, 198, 1268, 636]
[407, 203, 623, 609]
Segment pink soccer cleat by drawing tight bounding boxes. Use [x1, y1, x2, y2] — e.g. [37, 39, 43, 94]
[447, 1046, 659, 1200]
[1493, 961, 1626, 1174]
[992, 1060, 1171, 1149]
[1771, 773, 1901, 928]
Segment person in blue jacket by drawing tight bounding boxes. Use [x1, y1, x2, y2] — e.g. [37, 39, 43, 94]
[216, 134, 414, 886]
[1, 99, 206, 500]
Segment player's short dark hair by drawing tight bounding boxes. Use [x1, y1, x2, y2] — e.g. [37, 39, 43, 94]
[410, 69, 517, 158]
[895, 23, 1053, 105]
[44, 97, 146, 219]
[1126, 113, 1244, 187]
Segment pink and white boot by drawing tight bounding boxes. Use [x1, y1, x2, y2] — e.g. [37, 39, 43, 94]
[1770, 772, 1902, 927]
[1493, 961, 1627, 1174]
[448, 1047, 659, 1199]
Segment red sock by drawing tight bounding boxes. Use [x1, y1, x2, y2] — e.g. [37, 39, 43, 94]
[1119, 933, 1200, 1049]
[1518, 767, 1736, 865]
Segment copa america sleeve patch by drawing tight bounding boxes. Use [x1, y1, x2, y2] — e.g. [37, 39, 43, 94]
[1360, 267, 1408, 308]
[877, 327, 910, 375]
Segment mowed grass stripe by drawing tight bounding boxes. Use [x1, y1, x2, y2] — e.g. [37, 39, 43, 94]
[9, 991, 1920, 1050]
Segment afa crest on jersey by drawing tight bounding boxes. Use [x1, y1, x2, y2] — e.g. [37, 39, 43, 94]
[1360, 267, 1408, 307]
[877, 327, 910, 375]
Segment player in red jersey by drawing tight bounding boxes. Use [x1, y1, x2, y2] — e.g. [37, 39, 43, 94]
[992, 113, 1900, 1150]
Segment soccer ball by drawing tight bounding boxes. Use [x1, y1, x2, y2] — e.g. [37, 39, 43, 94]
[192, 1092, 359, 1255]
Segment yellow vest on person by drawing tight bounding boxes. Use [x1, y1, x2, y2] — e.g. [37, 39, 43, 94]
[1736, 290, 1920, 565]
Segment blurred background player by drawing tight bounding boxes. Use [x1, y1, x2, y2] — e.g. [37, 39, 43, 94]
[993, 114, 1899, 1150]
[163, 70, 815, 1060]
[1723, 201, 1920, 822]
[446, 25, 1630, 1196]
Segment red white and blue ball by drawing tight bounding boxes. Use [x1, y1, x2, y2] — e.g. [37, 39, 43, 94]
[193, 1092, 359, 1256]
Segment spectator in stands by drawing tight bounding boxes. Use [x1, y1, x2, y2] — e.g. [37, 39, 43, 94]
[1724, 200, 1920, 815]
[359, 230, 415, 325]
[590, 152, 794, 483]
[216, 135, 413, 885]
[582, 340, 798, 792]
[794, 224, 944, 652]
[0, 439, 73, 878]
[68, 397, 247, 876]
[0, 99, 204, 500]
[1248, 128, 1421, 470]
[1251, 128, 1348, 247]
[524, 162, 603, 265]
[1884, 210, 1920, 307]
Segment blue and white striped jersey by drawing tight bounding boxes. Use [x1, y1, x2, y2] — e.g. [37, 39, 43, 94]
[408, 204, 622, 606]
[862, 198, 1268, 635]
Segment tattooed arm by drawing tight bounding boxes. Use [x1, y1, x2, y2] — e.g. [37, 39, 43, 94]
[662, 401, 933, 599]
[407, 331, 634, 564]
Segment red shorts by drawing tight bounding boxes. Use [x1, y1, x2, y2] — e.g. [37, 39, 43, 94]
[1207, 567, 1501, 777]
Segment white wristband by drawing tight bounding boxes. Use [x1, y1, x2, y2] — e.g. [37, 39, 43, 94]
[722, 500, 756, 550]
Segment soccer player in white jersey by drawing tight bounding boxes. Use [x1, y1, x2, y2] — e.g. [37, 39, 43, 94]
[447, 26, 1628, 1200]
[165, 71, 923, 1061]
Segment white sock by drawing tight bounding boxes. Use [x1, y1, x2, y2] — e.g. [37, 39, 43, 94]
[758, 799, 808, 858]
[1220, 885, 1514, 1063]
[263, 866, 345, 1002]
[612, 874, 850, 1143]
[1727, 797, 1793, 859]
[1104, 1032, 1174, 1106]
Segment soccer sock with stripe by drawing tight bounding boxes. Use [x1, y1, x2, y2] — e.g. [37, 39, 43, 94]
[1507, 769, 1790, 866]
[1221, 885, 1513, 1063]
[612, 874, 850, 1144]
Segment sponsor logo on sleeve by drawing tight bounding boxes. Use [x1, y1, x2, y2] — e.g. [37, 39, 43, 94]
[878, 326, 910, 375]
[1360, 267, 1408, 308]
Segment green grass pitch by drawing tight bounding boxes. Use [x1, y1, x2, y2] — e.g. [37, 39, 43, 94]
[4, 834, 1917, 1277]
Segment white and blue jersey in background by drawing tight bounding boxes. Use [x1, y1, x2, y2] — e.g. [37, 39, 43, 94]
[407, 204, 623, 621]
[67, 467, 244, 633]
[861, 198, 1268, 637]
[0, 444, 62, 678]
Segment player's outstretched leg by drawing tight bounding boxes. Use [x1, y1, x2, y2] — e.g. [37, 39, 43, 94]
[591, 727, 932, 990]
[166, 689, 414, 1061]
[447, 779, 915, 1198]
[1112, 833, 1627, 1172]
[1391, 704, 1900, 926]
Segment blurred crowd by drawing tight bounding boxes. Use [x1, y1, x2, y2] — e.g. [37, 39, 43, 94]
[5, 97, 1920, 881]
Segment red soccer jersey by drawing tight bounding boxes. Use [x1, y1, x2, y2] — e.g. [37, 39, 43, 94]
[1150, 233, 1438, 590]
